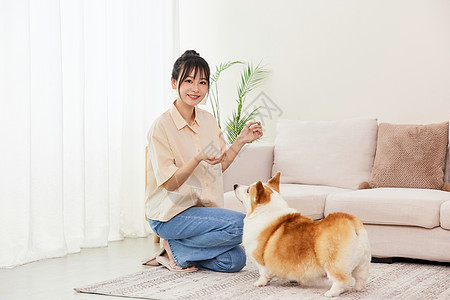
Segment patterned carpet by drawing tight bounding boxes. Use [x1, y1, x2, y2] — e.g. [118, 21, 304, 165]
[74, 260, 450, 300]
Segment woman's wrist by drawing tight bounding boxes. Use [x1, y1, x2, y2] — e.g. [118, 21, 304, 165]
[234, 136, 247, 148]
[194, 154, 203, 163]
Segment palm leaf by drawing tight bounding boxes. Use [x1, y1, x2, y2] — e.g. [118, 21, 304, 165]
[225, 62, 269, 143]
[224, 107, 260, 144]
[236, 62, 270, 104]
[210, 61, 243, 83]
[208, 61, 243, 128]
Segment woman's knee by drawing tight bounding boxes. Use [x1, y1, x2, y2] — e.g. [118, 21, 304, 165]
[218, 246, 246, 273]
[224, 211, 245, 241]
[230, 246, 247, 272]
[148, 220, 161, 236]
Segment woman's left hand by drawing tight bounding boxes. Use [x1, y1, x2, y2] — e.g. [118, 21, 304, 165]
[237, 121, 263, 144]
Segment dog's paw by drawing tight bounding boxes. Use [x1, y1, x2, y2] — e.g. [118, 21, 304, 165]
[324, 290, 337, 298]
[353, 280, 366, 292]
[324, 285, 352, 298]
[254, 277, 269, 287]
[324, 289, 344, 298]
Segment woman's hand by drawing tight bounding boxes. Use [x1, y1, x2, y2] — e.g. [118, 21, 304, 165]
[196, 151, 225, 165]
[236, 121, 263, 145]
[220, 121, 263, 172]
[163, 152, 224, 191]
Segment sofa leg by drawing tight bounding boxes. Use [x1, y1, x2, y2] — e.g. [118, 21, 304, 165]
[371, 257, 393, 264]
[153, 235, 160, 243]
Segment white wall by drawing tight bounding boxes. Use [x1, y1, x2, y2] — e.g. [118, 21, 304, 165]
[179, 0, 450, 142]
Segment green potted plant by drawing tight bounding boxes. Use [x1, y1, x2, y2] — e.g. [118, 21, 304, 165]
[208, 61, 269, 144]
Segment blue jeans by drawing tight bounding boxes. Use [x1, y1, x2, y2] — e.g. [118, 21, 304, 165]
[149, 207, 246, 273]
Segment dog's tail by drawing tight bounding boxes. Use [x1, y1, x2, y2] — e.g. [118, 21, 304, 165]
[336, 213, 368, 241]
[353, 218, 365, 236]
[353, 218, 370, 245]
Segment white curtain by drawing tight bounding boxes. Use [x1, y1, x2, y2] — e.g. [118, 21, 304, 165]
[0, 0, 179, 268]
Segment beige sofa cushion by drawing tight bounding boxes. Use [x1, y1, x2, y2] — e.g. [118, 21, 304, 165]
[278, 184, 349, 220]
[368, 122, 449, 190]
[273, 118, 378, 189]
[222, 144, 274, 192]
[224, 191, 246, 214]
[224, 183, 349, 220]
[364, 224, 450, 262]
[440, 201, 450, 230]
[325, 188, 450, 229]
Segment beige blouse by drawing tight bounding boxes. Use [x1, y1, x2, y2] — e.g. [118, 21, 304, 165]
[145, 102, 227, 221]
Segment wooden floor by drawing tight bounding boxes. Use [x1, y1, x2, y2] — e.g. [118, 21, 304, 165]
[0, 237, 160, 300]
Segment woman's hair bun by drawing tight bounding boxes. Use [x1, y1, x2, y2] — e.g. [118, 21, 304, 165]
[182, 50, 200, 57]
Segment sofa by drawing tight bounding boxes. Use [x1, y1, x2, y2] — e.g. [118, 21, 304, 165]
[222, 118, 450, 263]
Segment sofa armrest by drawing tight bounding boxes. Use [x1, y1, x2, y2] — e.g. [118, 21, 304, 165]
[222, 143, 274, 192]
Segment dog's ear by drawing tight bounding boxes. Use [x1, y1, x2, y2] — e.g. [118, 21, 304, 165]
[251, 181, 272, 206]
[254, 181, 265, 203]
[267, 172, 280, 193]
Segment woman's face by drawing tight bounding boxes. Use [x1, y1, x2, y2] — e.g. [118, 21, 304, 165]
[172, 69, 208, 107]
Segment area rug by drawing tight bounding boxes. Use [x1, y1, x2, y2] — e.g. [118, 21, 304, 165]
[74, 261, 450, 300]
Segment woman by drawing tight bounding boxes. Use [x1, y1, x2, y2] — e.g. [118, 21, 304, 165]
[144, 50, 262, 272]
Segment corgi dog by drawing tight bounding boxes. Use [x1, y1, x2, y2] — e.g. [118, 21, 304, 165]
[234, 172, 371, 298]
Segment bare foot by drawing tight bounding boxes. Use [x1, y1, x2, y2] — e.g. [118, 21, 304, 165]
[160, 239, 197, 271]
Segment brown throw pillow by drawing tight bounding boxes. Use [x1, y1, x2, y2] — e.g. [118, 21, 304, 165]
[360, 122, 449, 190]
